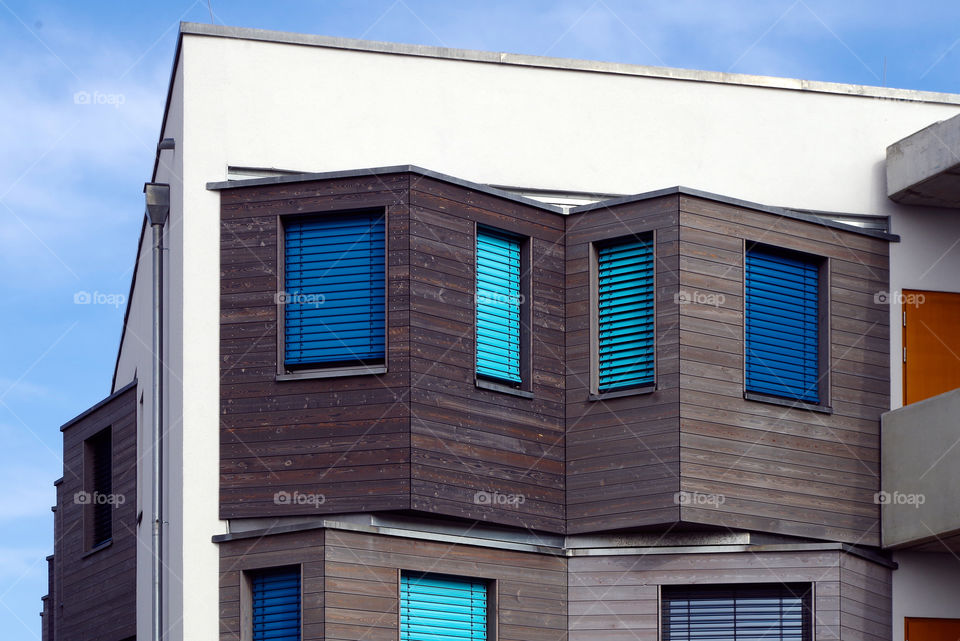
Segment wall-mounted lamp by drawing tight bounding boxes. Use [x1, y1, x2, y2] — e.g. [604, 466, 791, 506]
[144, 182, 170, 227]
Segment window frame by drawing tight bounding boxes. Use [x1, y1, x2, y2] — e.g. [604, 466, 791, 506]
[242, 564, 303, 641]
[661, 582, 814, 641]
[589, 231, 658, 400]
[398, 569, 496, 641]
[742, 241, 831, 412]
[473, 224, 533, 398]
[275, 208, 389, 381]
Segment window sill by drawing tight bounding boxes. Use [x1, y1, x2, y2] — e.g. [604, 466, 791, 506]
[743, 391, 832, 414]
[475, 378, 534, 399]
[82, 540, 112, 559]
[276, 364, 387, 381]
[589, 384, 657, 401]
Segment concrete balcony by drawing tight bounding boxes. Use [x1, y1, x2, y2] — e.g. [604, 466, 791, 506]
[881, 388, 960, 551]
[887, 111, 960, 208]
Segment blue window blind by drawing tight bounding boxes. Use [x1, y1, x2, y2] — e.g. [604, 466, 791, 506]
[476, 229, 522, 383]
[597, 237, 655, 391]
[745, 248, 819, 403]
[400, 573, 487, 641]
[284, 212, 385, 367]
[251, 567, 300, 641]
[663, 584, 811, 641]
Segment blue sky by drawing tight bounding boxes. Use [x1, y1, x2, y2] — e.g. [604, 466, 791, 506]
[1, 0, 959, 637]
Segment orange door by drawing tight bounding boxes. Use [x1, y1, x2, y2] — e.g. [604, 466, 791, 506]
[906, 617, 960, 641]
[903, 290, 960, 405]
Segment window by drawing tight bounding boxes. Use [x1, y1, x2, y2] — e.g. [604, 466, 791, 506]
[745, 247, 820, 403]
[400, 572, 488, 641]
[250, 567, 301, 641]
[595, 235, 655, 392]
[282, 211, 385, 369]
[475, 227, 523, 384]
[86, 428, 112, 548]
[662, 584, 812, 641]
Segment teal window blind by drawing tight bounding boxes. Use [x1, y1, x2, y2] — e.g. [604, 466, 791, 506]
[745, 248, 819, 403]
[284, 212, 385, 367]
[475, 228, 522, 383]
[400, 572, 487, 641]
[597, 236, 655, 391]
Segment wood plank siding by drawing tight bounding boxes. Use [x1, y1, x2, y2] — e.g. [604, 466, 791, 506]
[407, 177, 566, 533]
[839, 553, 892, 641]
[220, 174, 414, 519]
[677, 196, 889, 545]
[218, 527, 567, 641]
[564, 196, 682, 534]
[50, 383, 138, 641]
[568, 548, 892, 641]
[220, 173, 567, 531]
[219, 173, 890, 543]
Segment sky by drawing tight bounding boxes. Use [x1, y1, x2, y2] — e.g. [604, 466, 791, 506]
[1, 0, 959, 637]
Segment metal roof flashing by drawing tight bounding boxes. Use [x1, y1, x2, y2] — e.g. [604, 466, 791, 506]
[208, 167, 898, 241]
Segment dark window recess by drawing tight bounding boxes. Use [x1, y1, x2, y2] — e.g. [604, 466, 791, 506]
[283, 211, 386, 368]
[662, 583, 812, 641]
[89, 429, 112, 547]
[745, 247, 819, 403]
[251, 567, 301, 641]
[597, 235, 655, 392]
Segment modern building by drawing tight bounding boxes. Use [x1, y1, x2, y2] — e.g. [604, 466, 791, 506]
[41, 21, 960, 641]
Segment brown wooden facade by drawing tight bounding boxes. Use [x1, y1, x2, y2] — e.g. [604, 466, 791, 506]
[564, 195, 682, 534]
[568, 547, 892, 641]
[44, 167, 896, 641]
[218, 526, 568, 641]
[219, 172, 567, 532]
[217, 523, 893, 641]
[218, 171, 890, 544]
[44, 382, 138, 641]
[675, 196, 889, 545]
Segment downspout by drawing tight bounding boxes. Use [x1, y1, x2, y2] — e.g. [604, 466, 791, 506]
[144, 182, 170, 641]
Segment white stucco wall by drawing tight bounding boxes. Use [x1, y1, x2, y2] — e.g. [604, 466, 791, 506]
[117, 27, 960, 639]
[892, 551, 960, 641]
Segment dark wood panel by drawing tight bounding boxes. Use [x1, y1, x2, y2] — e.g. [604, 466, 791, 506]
[565, 195, 682, 533]
[216, 170, 893, 543]
[220, 175, 414, 521]
[675, 196, 889, 544]
[221, 171, 568, 531]
[51, 384, 138, 641]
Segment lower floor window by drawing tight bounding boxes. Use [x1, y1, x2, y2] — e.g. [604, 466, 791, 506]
[250, 566, 301, 641]
[662, 583, 811, 641]
[400, 571, 488, 641]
